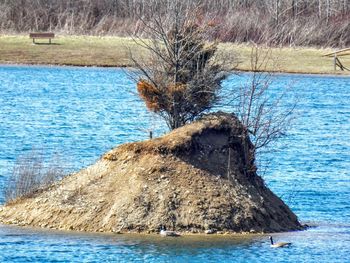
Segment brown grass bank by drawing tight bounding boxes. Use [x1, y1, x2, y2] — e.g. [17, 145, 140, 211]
[1, 35, 350, 75]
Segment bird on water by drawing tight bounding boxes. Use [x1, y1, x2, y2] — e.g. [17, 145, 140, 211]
[159, 225, 180, 237]
[269, 236, 291, 248]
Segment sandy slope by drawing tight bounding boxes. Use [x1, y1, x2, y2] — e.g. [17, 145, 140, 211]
[0, 113, 304, 234]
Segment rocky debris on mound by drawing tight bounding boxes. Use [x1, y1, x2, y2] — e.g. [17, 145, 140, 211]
[0, 112, 304, 234]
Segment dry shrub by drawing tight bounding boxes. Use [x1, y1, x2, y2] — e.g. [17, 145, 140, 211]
[137, 80, 162, 112]
[4, 150, 65, 203]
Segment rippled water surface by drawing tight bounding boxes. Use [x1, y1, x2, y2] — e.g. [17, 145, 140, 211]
[0, 66, 349, 262]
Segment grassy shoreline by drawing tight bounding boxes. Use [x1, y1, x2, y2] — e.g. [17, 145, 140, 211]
[0, 35, 349, 75]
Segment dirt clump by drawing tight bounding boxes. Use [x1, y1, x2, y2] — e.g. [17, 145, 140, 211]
[0, 112, 304, 234]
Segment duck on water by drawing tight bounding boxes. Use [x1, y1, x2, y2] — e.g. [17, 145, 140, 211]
[269, 236, 291, 248]
[159, 225, 181, 237]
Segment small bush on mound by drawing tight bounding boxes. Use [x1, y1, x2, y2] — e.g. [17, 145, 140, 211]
[4, 151, 65, 202]
[132, 3, 228, 130]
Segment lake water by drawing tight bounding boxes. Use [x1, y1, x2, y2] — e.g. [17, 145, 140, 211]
[0, 65, 349, 262]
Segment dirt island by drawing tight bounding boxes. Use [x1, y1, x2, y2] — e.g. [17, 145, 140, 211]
[0, 112, 304, 234]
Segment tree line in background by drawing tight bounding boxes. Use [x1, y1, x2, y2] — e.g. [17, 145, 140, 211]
[0, 0, 349, 47]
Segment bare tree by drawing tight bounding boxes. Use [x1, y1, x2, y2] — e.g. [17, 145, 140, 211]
[228, 45, 296, 172]
[130, 1, 227, 130]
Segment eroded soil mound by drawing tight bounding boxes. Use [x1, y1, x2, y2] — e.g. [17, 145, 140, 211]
[0, 112, 304, 233]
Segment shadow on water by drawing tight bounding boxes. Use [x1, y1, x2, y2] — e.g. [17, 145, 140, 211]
[1, 222, 349, 262]
[0, 224, 263, 261]
[0, 224, 259, 247]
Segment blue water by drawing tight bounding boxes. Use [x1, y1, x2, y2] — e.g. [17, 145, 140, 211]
[0, 65, 349, 262]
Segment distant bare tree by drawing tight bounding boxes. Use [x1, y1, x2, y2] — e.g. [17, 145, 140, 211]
[228, 46, 296, 172]
[0, 0, 349, 47]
